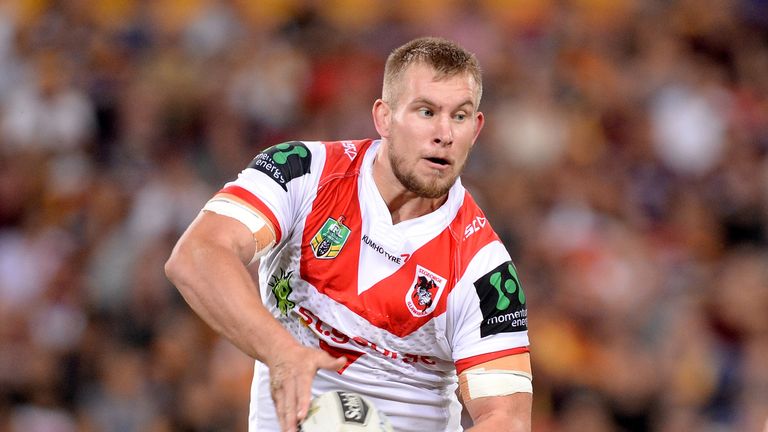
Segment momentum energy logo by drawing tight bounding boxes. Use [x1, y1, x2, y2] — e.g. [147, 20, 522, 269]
[474, 261, 527, 337]
[248, 141, 311, 191]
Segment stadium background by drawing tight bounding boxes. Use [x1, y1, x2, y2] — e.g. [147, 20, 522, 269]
[0, 0, 767, 430]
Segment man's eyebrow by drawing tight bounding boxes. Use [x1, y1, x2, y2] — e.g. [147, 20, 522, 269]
[410, 97, 437, 107]
[410, 97, 475, 110]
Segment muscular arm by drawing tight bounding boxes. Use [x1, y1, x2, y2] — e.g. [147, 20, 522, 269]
[165, 210, 281, 359]
[164, 210, 344, 432]
[462, 353, 533, 432]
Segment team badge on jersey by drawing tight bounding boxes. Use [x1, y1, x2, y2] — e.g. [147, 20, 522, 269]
[310, 217, 350, 259]
[405, 266, 447, 317]
[248, 141, 311, 191]
[269, 268, 296, 316]
[475, 261, 527, 337]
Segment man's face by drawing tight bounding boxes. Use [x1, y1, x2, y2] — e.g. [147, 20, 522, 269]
[379, 63, 484, 199]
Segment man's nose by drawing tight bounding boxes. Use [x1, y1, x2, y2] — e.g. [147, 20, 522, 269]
[433, 115, 453, 146]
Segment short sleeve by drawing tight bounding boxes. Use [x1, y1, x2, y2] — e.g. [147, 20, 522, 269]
[205, 141, 326, 244]
[446, 241, 530, 373]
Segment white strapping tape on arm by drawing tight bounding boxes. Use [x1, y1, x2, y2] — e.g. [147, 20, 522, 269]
[463, 369, 533, 399]
[202, 198, 275, 264]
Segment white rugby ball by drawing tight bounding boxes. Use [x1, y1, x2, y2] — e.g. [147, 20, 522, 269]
[299, 391, 394, 432]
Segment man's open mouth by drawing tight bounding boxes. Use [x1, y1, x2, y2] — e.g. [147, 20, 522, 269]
[425, 157, 450, 166]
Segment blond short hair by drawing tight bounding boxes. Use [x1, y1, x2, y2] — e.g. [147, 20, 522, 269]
[382, 37, 483, 108]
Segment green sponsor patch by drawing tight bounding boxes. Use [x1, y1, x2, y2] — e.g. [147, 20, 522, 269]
[474, 261, 527, 337]
[248, 141, 311, 191]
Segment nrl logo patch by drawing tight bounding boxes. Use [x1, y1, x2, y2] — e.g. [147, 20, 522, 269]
[310, 216, 350, 259]
[405, 265, 447, 318]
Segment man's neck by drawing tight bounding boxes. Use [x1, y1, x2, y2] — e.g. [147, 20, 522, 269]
[371, 149, 448, 225]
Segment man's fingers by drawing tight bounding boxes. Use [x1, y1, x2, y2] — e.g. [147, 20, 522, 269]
[271, 378, 287, 432]
[282, 378, 298, 432]
[295, 376, 312, 421]
[318, 353, 348, 371]
[296, 352, 347, 423]
[271, 348, 349, 430]
[270, 370, 299, 432]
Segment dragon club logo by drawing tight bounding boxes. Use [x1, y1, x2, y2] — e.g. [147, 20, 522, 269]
[405, 265, 447, 318]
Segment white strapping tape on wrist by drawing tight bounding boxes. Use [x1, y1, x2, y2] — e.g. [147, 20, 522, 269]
[463, 369, 533, 399]
[203, 198, 275, 264]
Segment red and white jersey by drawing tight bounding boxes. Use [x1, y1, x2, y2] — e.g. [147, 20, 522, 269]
[208, 139, 529, 432]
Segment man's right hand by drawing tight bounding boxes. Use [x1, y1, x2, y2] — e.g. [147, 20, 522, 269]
[267, 344, 347, 432]
[166, 211, 342, 431]
[166, 211, 348, 431]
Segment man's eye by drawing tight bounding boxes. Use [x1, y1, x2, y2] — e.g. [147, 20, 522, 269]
[418, 108, 433, 118]
[454, 113, 467, 121]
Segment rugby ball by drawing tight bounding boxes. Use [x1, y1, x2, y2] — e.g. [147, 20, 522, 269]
[299, 391, 394, 432]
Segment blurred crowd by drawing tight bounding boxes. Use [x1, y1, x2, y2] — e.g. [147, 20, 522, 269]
[0, 0, 767, 431]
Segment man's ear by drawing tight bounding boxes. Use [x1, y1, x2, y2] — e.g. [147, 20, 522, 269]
[471, 111, 485, 147]
[372, 99, 391, 138]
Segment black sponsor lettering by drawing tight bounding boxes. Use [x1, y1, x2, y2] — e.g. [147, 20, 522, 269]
[337, 392, 369, 424]
[361, 234, 402, 264]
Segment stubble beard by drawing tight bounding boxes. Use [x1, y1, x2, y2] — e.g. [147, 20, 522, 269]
[388, 149, 461, 199]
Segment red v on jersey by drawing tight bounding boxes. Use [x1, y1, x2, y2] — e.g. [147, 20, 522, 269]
[300, 140, 499, 338]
